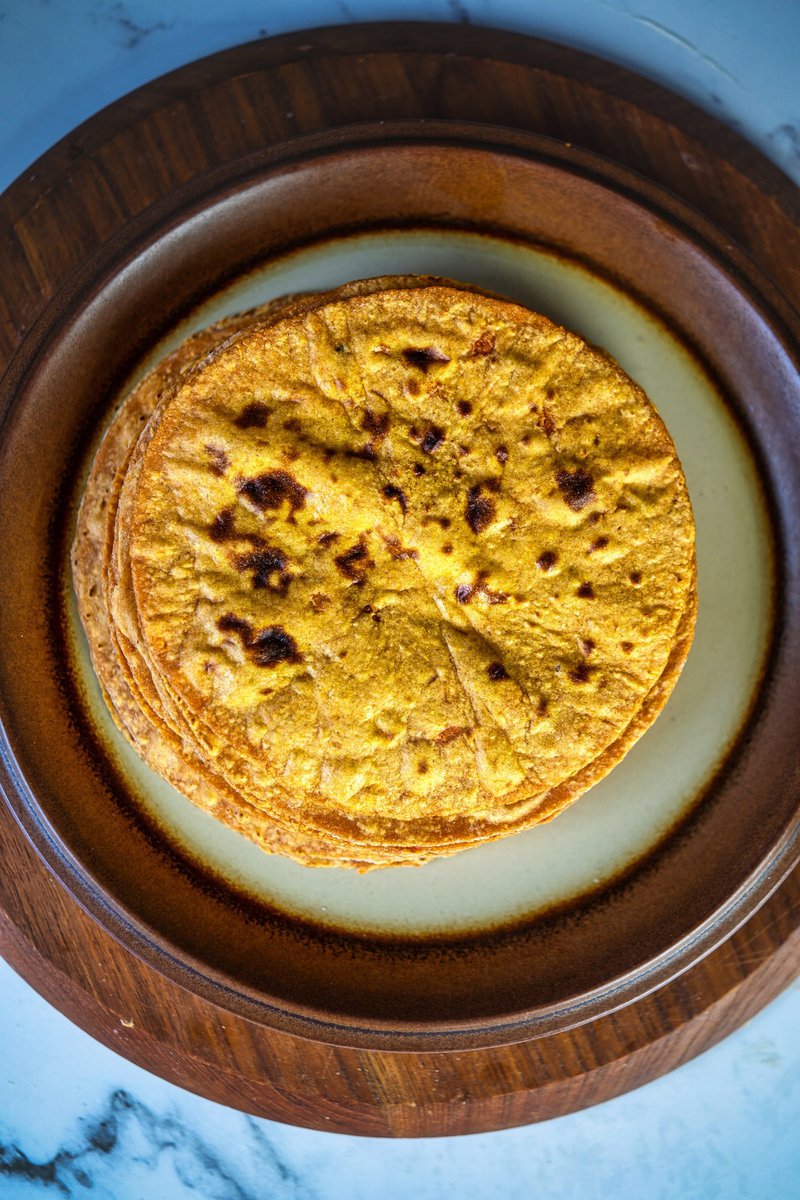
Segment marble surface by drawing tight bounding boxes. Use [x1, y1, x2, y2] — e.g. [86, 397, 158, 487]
[1, 953, 799, 1198]
[1, 1, 799, 1196]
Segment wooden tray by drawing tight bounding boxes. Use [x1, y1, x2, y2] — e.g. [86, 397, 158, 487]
[1, 24, 799, 1136]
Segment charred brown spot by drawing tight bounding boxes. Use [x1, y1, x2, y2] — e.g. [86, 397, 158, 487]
[441, 542, 453, 555]
[318, 531, 341, 547]
[630, 571, 643, 585]
[235, 547, 290, 592]
[335, 536, 374, 581]
[249, 626, 301, 667]
[589, 511, 602, 525]
[310, 592, 331, 612]
[537, 696, 549, 717]
[556, 468, 596, 511]
[487, 662, 509, 681]
[568, 661, 594, 684]
[209, 509, 266, 548]
[465, 484, 496, 534]
[581, 638, 596, 656]
[383, 534, 419, 561]
[577, 582, 595, 599]
[239, 469, 308, 516]
[402, 346, 450, 371]
[344, 444, 378, 462]
[541, 409, 556, 437]
[421, 426, 445, 454]
[537, 550, 558, 571]
[217, 613, 300, 667]
[470, 332, 495, 356]
[372, 612, 382, 623]
[621, 641, 634, 653]
[383, 484, 408, 513]
[436, 725, 469, 745]
[282, 417, 302, 433]
[205, 444, 229, 476]
[457, 400, 473, 416]
[495, 445, 509, 466]
[233, 402, 270, 429]
[417, 761, 429, 774]
[362, 409, 390, 439]
[218, 613, 252, 638]
[412, 462, 426, 476]
[455, 572, 507, 605]
[590, 536, 609, 552]
[424, 514, 451, 530]
[465, 488, 495, 534]
[476, 569, 509, 605]
[406, 377, 421, 396]
[210, 507, 236, 542]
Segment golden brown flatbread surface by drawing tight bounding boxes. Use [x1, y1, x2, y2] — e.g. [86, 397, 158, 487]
[73, 277, 696, 868]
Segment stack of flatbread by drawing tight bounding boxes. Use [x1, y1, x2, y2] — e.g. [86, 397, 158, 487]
[72, 277, 696, 869]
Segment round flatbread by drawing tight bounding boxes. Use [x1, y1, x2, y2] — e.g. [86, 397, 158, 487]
[108, 281, 696, 860]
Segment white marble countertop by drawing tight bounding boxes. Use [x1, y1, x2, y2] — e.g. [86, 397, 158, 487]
[1, 2, 799, 1197]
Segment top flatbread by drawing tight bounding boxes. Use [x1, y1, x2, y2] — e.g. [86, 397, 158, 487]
[120, 282, 695, 852]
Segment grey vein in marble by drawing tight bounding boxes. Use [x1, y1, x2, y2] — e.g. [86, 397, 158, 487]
[110, 1, 170, 50]
[0, 1090, 315, 1199]
[626, 12, 740, 84]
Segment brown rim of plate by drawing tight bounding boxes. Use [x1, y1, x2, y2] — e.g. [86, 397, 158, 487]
[0, 124, 797, 1052]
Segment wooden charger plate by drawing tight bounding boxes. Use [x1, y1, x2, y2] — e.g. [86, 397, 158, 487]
[1, 25, 800, 1136]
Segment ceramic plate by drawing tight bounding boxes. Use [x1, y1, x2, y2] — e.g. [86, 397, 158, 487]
[1, 130, 798, 1050]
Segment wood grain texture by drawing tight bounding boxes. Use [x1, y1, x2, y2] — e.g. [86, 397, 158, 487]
[1, 23, 799, 1135]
